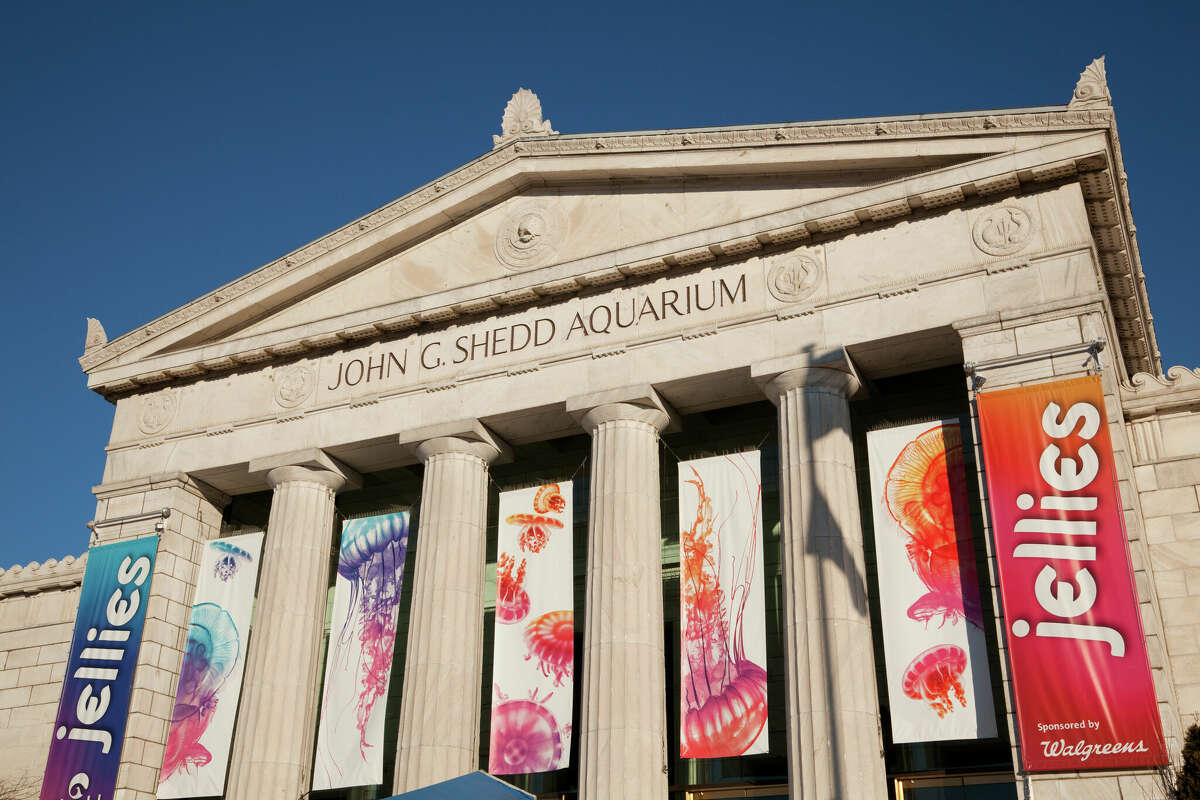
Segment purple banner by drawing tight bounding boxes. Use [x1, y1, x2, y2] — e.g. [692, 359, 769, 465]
[41, 535, 158, 800]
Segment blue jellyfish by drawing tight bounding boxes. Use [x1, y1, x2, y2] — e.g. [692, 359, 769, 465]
[334, 512, 410, 756]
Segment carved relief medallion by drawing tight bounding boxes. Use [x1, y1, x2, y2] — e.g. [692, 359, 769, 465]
[494, 202, 567, 270]
[972, 205, 1036, 256]
[766, 252, 822, 303]
[137, 390, 178, 435]
[274, 362, 316, 408]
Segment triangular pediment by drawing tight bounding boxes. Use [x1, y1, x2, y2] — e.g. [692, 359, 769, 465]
[81, 108, 1150, 396]
[209, 169, 978, 345]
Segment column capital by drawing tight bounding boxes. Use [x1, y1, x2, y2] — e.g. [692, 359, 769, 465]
[751, 350, 862, 404]
[565, 384, 679, 435]
[399, 419, 511, 465]
[248, 448, 362, 492]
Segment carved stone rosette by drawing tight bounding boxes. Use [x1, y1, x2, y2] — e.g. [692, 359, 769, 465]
[494, 201, 567, 270]
[137, 389, 178, 435]
[971, 205, 1036, 256]
[765, 251, 823, 303]
[273, 362, 316, 408]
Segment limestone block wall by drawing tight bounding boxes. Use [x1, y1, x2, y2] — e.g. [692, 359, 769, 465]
[0, 556, 85, 789]
[1122, 367, 1200, 741]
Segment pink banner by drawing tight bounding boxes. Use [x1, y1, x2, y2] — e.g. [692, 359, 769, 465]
[978, 375, 1166, 771]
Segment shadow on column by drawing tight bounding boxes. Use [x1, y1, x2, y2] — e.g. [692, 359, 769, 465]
[804, 403, 870, 797]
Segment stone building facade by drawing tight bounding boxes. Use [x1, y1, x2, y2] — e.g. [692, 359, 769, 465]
[2, 60, 1197, 799]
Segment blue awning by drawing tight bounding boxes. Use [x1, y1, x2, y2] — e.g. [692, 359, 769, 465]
[383, 771, 534, 800]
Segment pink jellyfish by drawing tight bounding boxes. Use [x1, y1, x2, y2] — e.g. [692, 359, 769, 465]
[489, 686, 564, 774]
[332, 512, 409, 757]
[524, 610, 573, 686]
[902, 644, 968, 717]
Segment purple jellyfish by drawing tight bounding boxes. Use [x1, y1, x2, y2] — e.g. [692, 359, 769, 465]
[211, 540, 251, 582]
[333, 512, 410, 757]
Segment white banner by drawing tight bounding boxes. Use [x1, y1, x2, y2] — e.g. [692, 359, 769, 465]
[866, 420, 997, 743]
[158, 532, 263, 798]
[679, 452, 769, 758]
[313, 512, 410, 790]
[489, 482, 574, 774]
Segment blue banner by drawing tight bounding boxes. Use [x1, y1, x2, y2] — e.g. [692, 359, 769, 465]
[41, 535, 158, 800]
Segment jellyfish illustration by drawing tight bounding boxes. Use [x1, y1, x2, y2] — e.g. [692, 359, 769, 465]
[161, 603, 240, 780]
[331, 512, 409, 758]
[680, 466, 768, 758]
[495, 553, 530, 624]
[211, 540, 251, 582]
[489, 686, 565, 774]
[506, 513, 564, 554]
[902, 644, 968, 717]
[524, 610, 573, 686]
[533, 483, 567, 514]
[885, 424, 982, 628]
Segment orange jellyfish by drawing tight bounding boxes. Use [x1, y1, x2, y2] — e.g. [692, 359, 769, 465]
[533, 483, 567, 514]
[506, 513, 564, 554]
[680, 467, 768, 758]
[902, 644, 968, 717]
[884, 424, 981, 627]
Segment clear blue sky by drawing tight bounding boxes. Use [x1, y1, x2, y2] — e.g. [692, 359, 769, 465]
[2, 1, 1196, 569]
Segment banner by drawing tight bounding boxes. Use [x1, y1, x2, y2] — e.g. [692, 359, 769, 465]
[866, 421, 997, 743]
[312, 512, 410, 790]
[679, 452, 768, 758]
[978, 375, 1166, 771]
[41, 535, 158, 800]
[489, 482, 573, 774]
[158, 533, 264, 798]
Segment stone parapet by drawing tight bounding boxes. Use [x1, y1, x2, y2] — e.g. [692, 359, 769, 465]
[0, 554, 86, 598]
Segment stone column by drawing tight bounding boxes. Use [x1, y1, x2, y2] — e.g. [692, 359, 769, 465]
[757, 363, 886, 800]
[392, 426, 505, 792]
[227, 451, 359, 800]
[567, 389, 674, 800]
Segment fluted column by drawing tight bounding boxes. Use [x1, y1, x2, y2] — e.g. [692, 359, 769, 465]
[762, 366, 886, 800]
[226, 462, 353, 800]
[392, 434, 502, 791]
[576, 400, 671, 800]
